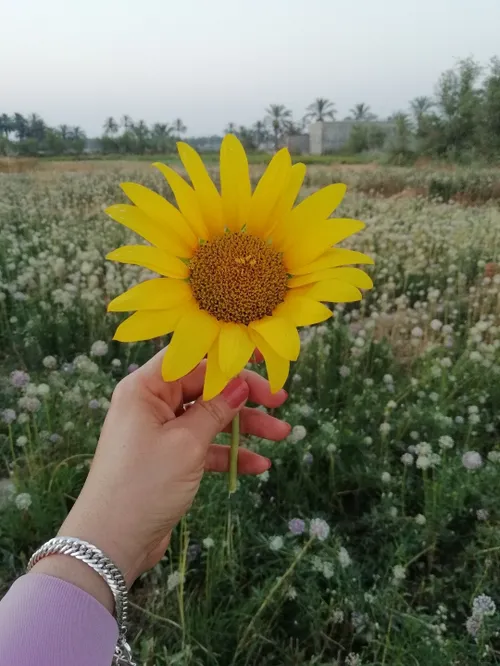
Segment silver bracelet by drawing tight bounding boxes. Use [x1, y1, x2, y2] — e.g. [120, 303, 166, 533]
[27, 536, 137, 666]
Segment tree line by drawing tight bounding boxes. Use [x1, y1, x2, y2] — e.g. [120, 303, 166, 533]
[2, 56, 500, 161]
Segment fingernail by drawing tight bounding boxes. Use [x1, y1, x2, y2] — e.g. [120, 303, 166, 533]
[281, 389, 288, 399]
[222, 377, 249, 409]
[265, 458, 272, 469]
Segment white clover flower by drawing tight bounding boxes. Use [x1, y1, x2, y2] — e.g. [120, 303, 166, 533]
[1, 409, 16, 425]
[469, 413, 480, 425]
[309, 518, 330, 541]
[18, 396, 41, 413]
[111, 358, 122, 368]
[410, 431, 419, 440]
[416, 455, 431, 470]
[415, 514, 426, 525]
[322, 562, 335, 579]
[287, 586, 298, 600]
[438, 435, 454, 450]
[383, 374, 393, 384]
[269, 535, 284, 552]
[430, 319, 443, 331]
[90, 340, 108, 357]
[411, 326, 423, 338]
[257, 470, 270, 482]
[487, 451, 500, 463]
[297, 404, 313, 418]
[364, 378, 374, 387]
[331, 609, 344, 623]
[401, 453, 414, 466]
[167, 571, 183, 591]
[42, 356, 57, 369]
[379, 422, 391, 435]
[339, 365, 350, 378]
[462, 451, 483, 470]
[36, 383, 50, 397]
[16, 436, 28, 447]
[476, 509, 489, 522]
[416, 442, 432, 456]
[202, 537, 214, 549]
[472, 594, 496, 618]
[15, 493, 32, 510]
[345, 653, 361, 666]
[386, 400, 397, 410]
[392, 564, 406, 583]
[381, 472, 391, 483]
[338, 547, 352, 568]
[465, 614, 482, 637]
[289, 425, 307, 444]
[363, 436, 373, 445]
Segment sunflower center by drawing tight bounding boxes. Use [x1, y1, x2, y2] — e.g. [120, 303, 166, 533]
[189, 232, 288, 325]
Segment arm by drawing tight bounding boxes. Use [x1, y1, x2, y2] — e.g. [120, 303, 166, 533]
[0, 350, 289, 666]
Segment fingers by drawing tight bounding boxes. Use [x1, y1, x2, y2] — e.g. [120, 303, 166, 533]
[205, 444, 271, 475]
[251, 349, 264, 363]
[224, 407, 291, 441]
[174, 376, 249, 444]
[180, 363, 288, 408]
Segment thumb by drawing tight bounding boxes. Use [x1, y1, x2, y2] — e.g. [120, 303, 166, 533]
[175, 377, 249, 445]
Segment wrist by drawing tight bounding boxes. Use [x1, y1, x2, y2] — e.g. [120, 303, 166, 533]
[30, 555, 115, 614]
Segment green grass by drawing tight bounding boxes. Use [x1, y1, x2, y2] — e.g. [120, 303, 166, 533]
[39, 150, 375, 166]
[1, 166, 500, 664]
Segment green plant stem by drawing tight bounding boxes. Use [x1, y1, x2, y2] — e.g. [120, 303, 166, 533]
[228, 413, 240, 494]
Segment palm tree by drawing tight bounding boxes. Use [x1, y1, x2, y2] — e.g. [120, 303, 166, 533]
[132, 120, 150, 153]
[121, 115, 132, 130]
[27, 113, 46, 141]
[349, 103, 375, 121]
[224, 122, 237, 135]
[0, 113, 12, 138]
[58, 124, 70, 141]
[13, 113, 28, 141]
[252, 120, 267, 147]
[173, 118, 187, 136]
[265, 104, 292, 150]
[152, 123, 173, 152]
[103, 116, 119, 135]
[305, 98, 336, 122]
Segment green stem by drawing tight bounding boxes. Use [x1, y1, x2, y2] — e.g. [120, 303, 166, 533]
[229, 413, 240, 494]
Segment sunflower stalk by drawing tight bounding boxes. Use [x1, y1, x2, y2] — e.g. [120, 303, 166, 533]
[228, 413, 240, 494]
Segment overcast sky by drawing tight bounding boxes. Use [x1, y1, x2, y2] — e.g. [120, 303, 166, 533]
[2, 0, 499, 136]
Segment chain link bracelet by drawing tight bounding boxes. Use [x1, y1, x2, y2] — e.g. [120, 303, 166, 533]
[27, 536, 137, 666]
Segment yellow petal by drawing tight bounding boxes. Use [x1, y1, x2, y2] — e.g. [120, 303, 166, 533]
[120, 182, 197, 250]
[218, 323, 255, 378]
[220, 134, 251, 232]
[203, 340, 231, 400]
[246, 149, 292, 236]
[288, 267, 373, 290]
[113, 309, 182, 342]
[291, 248, 374, 275]
[283, 219, 366, 271]
[106, 246, 189, 279]
[267, 163, 307, 242]
[249, 328, 289, 393]
[162, 305, 221, 382]
[177, 142, 224, 236]
[153, 163, 209, 240]
[307, 279, 362, 303]
[273, 293, 333, 326]
[289, 183, 346, 229]
[105, 204, 191, 258]
[249, 316, 300, 361]
[326, 267, 373, 289]
[107, 278, 192, 312]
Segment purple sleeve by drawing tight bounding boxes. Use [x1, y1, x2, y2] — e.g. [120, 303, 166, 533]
[0, 573, 118, 666]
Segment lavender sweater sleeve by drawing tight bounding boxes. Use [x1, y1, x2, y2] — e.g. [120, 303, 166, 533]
[0, 573, 118, 666]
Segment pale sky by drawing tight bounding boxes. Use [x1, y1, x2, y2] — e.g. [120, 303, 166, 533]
[2, 0, 499, 136]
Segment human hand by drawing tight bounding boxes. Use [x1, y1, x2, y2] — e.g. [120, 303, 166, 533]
[39, 349, 289, 596]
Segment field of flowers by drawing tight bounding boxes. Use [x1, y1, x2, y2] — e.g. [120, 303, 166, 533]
[1, 162, 500, 665]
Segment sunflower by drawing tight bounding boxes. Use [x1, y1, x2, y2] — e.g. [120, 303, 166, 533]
[105, 135, 373, 400]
